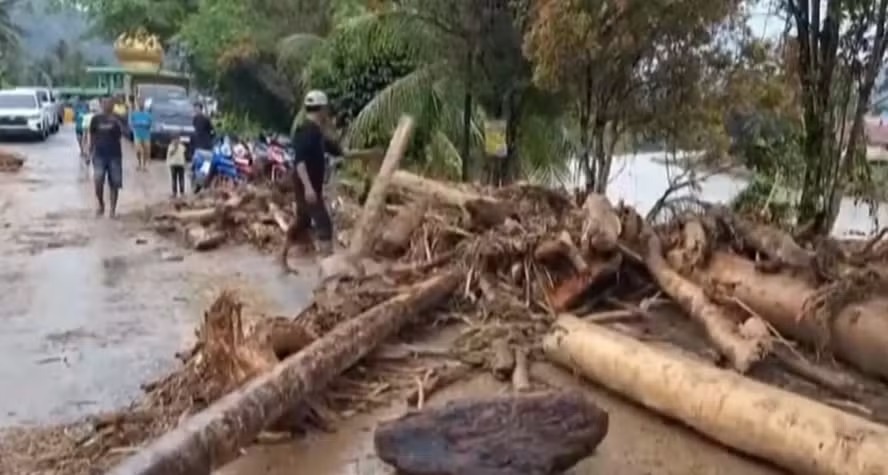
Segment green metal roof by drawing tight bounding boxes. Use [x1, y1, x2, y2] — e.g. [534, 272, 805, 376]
[85, 66, 190, 79]
[54, 87, 112, 97]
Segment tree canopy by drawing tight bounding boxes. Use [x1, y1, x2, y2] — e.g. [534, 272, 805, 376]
[58, 0, 888, 235]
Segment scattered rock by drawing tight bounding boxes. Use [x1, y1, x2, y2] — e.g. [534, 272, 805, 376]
[374, 391, 609, 475]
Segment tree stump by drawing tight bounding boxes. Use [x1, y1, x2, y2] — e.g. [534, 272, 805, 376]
[374, 391, 608, 475]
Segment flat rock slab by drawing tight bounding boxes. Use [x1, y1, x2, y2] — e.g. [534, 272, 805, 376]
[374, 391, 608, 475]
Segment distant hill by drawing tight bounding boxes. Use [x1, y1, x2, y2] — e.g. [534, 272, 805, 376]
[11, 0, 114, 63]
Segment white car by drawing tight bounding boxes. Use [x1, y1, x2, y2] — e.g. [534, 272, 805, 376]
[14, 87, 60, 133]
[0, 89, 50, 141]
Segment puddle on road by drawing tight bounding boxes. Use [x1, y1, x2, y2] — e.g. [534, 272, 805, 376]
[0, 238, 318, 427]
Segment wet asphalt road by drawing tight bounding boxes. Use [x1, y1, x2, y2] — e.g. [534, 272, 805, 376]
[0, 127, 317, 427]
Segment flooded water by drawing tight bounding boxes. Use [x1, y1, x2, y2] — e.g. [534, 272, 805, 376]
[578, 152, 886, 237]
[0, 128, 318, 427]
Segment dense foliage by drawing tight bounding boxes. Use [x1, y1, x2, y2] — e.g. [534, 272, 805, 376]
[39, 0, 888, 234]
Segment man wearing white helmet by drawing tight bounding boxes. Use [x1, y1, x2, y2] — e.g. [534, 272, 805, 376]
[281, 89, 343, 265]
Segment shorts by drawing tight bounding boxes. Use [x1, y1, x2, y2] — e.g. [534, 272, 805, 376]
[93, 155, 123, 189]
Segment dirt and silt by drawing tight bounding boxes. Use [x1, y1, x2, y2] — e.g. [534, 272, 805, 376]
[2, 131, 888, 474]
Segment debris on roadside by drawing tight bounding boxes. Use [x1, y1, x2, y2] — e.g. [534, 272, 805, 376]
[6, 129, 888, 474]
[0, 148, 25, 172]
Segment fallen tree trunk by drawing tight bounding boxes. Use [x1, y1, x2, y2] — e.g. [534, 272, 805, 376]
[695, 251, 888, 380]
[106, 270, 461, 475]
[543, 315, 888, 475]
[320, 117, 415, 280]
[374, 391, 609, 475]
[348, 116, 415, 258]
[713, 207, 813, 269]
[391, 171, 509, 228]
[579, 193, 621, 253]
[642, 230, 766, 372]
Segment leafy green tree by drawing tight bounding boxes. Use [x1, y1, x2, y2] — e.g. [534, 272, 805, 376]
[523, 0, 741, 192]
[0, 0, 23, 86]
[0, 0, 22, 52]
[53, 0, 198, 41]
[781, 0, 888, 235]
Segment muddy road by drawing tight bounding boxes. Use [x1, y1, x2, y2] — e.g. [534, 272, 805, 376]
[0, 128, 316, 427]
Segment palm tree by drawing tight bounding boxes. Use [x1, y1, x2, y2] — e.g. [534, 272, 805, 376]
[0, 0, 22, 52]
[279, 3, 573, 183]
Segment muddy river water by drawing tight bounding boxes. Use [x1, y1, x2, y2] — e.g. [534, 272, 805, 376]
[5, 130, 877, 473]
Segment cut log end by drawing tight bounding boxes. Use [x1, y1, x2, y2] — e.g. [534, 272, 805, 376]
[374, 391, 609, 475]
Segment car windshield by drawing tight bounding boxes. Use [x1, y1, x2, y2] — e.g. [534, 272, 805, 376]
[0, 94, 37, 109]
[151, 101, 193, 127]
[139, 84, 188, 100]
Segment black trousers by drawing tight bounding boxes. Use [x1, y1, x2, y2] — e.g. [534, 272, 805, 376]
[170, 165, 185, 195]
[288, 178, 333, 242]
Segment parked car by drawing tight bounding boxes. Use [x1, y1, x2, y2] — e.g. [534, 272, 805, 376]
[148, 98, 195, 159]
[0, 89, 51, 141]
[14, 87, 60, 133]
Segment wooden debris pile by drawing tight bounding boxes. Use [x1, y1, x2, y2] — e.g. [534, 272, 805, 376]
[145, 185, 359, 253]
[7, 154, 888, 474]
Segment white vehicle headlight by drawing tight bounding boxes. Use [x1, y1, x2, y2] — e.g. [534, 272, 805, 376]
[28, 114, 42, 120]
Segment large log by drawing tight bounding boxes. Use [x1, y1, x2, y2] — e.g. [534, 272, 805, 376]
[374, 391, 609, 475]
[319, 117, 414, 279]
[106, 270, 461, 475]
[694, 251, 888, 380]
[642, 230, 766, 372]
[578, 193, 621, 253]
[348, 116, 415, 257]
[543, 315, 888, 475]
[391, 171, 510, 228]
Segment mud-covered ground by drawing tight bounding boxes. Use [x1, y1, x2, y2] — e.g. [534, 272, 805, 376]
[0, 128, 317, 427]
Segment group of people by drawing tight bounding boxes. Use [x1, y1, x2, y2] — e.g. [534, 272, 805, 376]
[71, 97, 216, 218]
[70, 89, 341, 261]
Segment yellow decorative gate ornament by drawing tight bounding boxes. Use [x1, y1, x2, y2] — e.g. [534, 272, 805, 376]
[114, 29, 164, 72]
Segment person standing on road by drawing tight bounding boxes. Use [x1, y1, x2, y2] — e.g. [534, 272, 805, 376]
[73, 97, 89, 155]
[280, 90, 343, 266]
[166, 136, 187, 198]
[129, 99, 153, 171]
[85, 98, 124, 218]
[79, 99, 101, 167]
[191, 102, 215, 162]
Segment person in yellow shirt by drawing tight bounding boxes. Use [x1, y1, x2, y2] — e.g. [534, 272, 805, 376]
[166, 136, 187, 197]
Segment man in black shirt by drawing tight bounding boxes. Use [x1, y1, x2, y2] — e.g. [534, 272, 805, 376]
[87, 98, 124, 218]
[281, 89, 343, 266]
[191, 102, 215, 157]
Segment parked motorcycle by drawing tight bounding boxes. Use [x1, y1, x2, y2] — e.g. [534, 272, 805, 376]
[266, 134, 294, 185]
[190, 135, 249, 192]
